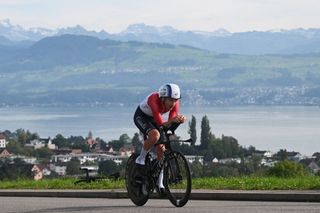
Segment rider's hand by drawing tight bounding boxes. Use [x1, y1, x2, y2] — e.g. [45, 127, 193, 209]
[173, 114, 187, 123]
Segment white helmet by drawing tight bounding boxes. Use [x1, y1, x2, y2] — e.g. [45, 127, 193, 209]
[158, 83, 181, 99]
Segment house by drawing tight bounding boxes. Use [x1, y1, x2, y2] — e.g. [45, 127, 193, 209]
[308, 161, 320, 173]
[47, 138, 57, 150]
[52, 148, 73, 155]
[119, 144, 135, 156]
[25, 139, 45, 149]
[31, 164, 44, 180]
[77, 153, 98, 164]
[0, 133, 8, 148]
[50, 164, 67, 176]
[50, 152, 129, 166]
[86, 137, 97, 148]
[300, 159, 320, 174]
[287, 152, 304, 162]
[93, 138, 107, 151]
[9, 155, 38, 164]
[98, 154, 127, 165]
[185, 155, 204, 165]
[105, 145, 114, 154]
[0, 148, 11, 158]
[261, 158, 277, 167]
[43, 167, 51, 176]
[312, 152, 320, 160]
[72, 149, 82, 154]
[219, 158, 241, 164]
[25, 137, 53, 150]
[212, 158, 219, 163]
[254, 150, 273, 158]
[51, 154, 73, 163]
[23, 156, 38, 164]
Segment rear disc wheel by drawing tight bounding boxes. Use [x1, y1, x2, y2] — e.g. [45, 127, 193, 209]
[125, 153, 149, 206]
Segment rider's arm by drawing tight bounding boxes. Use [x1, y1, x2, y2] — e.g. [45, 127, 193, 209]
[162, 101, 184, 128]
[148, 94, 185, 128]
[168, 100, 179, 120]
[148, 94, 165, 126]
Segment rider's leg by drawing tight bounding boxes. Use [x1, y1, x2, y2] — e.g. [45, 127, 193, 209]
[156, 144, 165, 188]
[156, 144, 165, 160]
[135, 129, 160, 165]
[157, 169, 164, 188]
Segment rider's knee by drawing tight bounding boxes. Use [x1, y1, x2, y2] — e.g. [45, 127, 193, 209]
[148, 129, 160, 144]
[156, 145, 165, 158]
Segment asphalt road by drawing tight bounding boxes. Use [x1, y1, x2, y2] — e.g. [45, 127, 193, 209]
[1, 197, 320, 213]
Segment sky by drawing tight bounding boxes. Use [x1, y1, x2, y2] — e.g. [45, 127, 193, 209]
[0, 0, 320, 33]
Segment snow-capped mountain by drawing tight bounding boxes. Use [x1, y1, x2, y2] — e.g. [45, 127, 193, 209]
[0, 19, 109, 42]
[0, 19, 54, 41]
[119, 23, 178, 36]
[1, 18, 320, 54]
[55, 25, 110, 39]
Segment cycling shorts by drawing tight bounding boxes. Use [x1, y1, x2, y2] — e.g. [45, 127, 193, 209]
[133, 106, 159, 138]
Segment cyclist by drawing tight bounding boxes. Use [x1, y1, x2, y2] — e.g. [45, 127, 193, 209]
[133, 83, 187, 190]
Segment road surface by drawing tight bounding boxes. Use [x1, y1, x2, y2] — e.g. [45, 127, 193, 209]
[1, 197, 320, 213]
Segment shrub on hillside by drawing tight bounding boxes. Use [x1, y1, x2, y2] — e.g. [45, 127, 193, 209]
[267, 160, 308, 177]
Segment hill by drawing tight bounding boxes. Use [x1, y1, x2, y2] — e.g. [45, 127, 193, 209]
[0, 34, 320, 106]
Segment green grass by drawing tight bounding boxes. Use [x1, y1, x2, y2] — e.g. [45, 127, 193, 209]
[0, 178, 125, 190]
[1, 176, 320, 190]
[192, 176, 320, 190]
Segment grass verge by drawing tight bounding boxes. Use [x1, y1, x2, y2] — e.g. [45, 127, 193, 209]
[1, 176, 320, 190]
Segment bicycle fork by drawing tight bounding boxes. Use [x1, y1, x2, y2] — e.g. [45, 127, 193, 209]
[166, 152, 182, 184]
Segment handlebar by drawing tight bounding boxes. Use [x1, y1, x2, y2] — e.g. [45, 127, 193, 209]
[155, 127, 194, 145]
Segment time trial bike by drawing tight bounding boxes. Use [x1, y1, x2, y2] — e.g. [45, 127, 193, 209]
[125, 126, 193, 207]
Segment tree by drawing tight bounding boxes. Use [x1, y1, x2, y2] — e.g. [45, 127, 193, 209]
[188, 115, 197, 145]
[71, 140, 90, 152]
[52, 134, 68, 149]
[200, 115, 212, 149]
[119, 134, 130, 144]
[0, 158, 33, 180]
[208, 138, 225, 159]
[66, 159, 81, 175]
[132, 132, 142, 152]
[190, 159, 203, 178]
[68, 136, 89, 152]
[34, 147, 53, 159]
[30, 132, 40, 141]
[277, 149, 288, 161]
[108, 134, 130, 151]
[98, 160, 119, 176]
[16, 128, 28, 144]
[6, 140, 23, 155]
[221, 135, 240, 158]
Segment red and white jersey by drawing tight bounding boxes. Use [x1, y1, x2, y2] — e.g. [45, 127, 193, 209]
[139, 92, 179, 126]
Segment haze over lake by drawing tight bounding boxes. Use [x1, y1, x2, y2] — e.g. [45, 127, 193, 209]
[1, 105, 319, 156]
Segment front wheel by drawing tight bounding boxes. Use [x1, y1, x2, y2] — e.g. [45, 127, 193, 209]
[163, 151, 192, 207]
[125, 153, 149, 206]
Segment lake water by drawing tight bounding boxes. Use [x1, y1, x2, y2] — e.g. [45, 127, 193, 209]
[1, 105, 319, 156]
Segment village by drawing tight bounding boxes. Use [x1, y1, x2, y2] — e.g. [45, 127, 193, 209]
[1, 131, 320, 180]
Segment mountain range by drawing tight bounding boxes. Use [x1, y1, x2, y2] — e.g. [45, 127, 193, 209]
[1, 19, 320, 55]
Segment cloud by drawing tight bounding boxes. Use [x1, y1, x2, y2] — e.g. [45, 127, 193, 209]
[1, 0, 320, 33]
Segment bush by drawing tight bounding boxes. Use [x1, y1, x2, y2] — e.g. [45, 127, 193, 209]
[98, 160, 119, 176]
[267, 160, 308, 177]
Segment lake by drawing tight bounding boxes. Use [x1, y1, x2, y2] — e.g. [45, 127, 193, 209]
[1, 105, 319, 156]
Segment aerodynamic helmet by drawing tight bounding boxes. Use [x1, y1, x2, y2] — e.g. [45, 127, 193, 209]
[158, 83, 181, 100]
